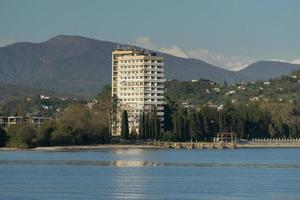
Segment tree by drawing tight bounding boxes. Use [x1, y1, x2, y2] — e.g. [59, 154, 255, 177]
[197, 112, 205, 140]
[188, 111, 199, 141]
[130, 128, 138, 141]
[202, 108, 210, 135]
[182, 114, 189, 141]
[36, 123, 54, 146]
[268, 123, 276, 138]
[96, 85, 112, 104]
[178, 115, 185, 141]
[0, 127, 7, 147]
[148, 114, 154, 139]
[36, 103, 111, 146]
[173, 114, 179, 140]
[161, 131, 176, 142]
[94, 85, 112, 130]
[154, 118, 160, 141]
[224, 81, 228, 88]
[218, 111, 225, 132]
[163, 104, 173, 131]
[145, 113, 150, 139]
[7, 124, 36, 148]
[139, 112, 145, 140]
[121, 110, 129, 140]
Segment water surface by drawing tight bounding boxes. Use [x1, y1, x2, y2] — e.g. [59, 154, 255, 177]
[1, 148, 300, 199]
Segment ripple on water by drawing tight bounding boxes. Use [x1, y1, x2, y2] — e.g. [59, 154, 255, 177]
[1, 160, 300, 169]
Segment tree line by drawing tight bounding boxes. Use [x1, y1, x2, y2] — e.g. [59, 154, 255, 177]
[119, 99, 300, 142]
[162, 100, 300, 141]
[1, 84, 300, 148]
[0, 104, 110, 148]
[0, 86, 112, 148]
[120, 110, 161, 141]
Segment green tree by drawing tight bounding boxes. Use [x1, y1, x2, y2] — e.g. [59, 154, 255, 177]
[121, 110, 129, 140]
[188, 111, 199, 141]
[96, 85, 111, 104]
[139, 112, 145, 140]
[0, 127, 7, 147]
[7, 124, 36, 148]
[163, 104, 174, 132]
[268, 123, 276, 138]
[41, 103, 111, 146]
[154, 118, 160, 141]
[172, 114, 179, 140]
[130, 128, 138, 141]
[161, 131, 177, 142]
[145, 113, 150, 139]
[36, 123, 55, 146]
[218, 111, 225, 132]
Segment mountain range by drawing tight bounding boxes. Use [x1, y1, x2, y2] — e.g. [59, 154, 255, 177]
[0, 35, 299, 97]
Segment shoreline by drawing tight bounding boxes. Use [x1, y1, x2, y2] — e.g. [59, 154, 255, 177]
[236, 143, 300, 148]
[0, 144, 165, 151]
[1, 142, 300, 151]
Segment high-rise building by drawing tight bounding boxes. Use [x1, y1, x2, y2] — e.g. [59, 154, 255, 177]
[111, 48, 165, 136]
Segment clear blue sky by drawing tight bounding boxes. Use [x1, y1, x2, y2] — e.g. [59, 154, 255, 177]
[0, 0, 299, 69]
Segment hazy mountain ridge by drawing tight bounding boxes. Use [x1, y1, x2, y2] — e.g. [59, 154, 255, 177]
[238, 61, 300, 81]
[0, 35, 299, 97]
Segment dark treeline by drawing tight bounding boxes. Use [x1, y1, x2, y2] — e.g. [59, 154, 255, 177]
[138, 111, 161, 141]
[133, 98, 300, 142]
[168, 102, 300, 142]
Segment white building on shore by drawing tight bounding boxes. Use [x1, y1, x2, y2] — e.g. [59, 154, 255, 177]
[111, 48, 165, 136]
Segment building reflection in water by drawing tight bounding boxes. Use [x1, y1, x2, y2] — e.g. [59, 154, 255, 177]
[107, 148, 160, 199]
[112, 148, 146, 155]
[110, 160, 159, 167]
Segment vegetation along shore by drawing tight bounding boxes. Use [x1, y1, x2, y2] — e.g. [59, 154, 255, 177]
[2, 71, 300, 149]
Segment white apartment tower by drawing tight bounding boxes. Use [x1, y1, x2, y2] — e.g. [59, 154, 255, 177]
[111, 48, 165, 136]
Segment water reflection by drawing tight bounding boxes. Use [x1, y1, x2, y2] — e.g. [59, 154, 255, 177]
[2, 149, 300, 200]
[1, 160, 300, 169]
[113, 148, 146, 155]
[112, 160, 153, 167]
[112, 162, 150, 199]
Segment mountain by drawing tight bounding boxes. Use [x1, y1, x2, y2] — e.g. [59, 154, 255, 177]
[0, 35, 299, 97]
[237, 61, 300, 81]
[0, 35, 115, 96]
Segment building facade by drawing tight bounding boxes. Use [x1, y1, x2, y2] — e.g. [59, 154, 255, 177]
[0, 116, 52, 127]
[111, 49, 165, 136]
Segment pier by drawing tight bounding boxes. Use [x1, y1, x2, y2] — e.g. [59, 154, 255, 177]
[145, 138, 300, 149]
[145, 142, 236, 149]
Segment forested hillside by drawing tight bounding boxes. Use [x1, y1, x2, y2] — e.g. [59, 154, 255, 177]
[166, 70, 300, 106]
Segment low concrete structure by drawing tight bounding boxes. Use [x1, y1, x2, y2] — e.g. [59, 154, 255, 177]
[0, 116, 52, 127]
[214, 132, 238, 143]
[145, 142, 236, 149]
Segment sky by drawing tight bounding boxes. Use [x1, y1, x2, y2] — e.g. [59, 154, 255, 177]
[0, 0, 300, 70]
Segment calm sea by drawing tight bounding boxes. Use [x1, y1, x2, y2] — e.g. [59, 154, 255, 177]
[1, 148, 300, 200]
